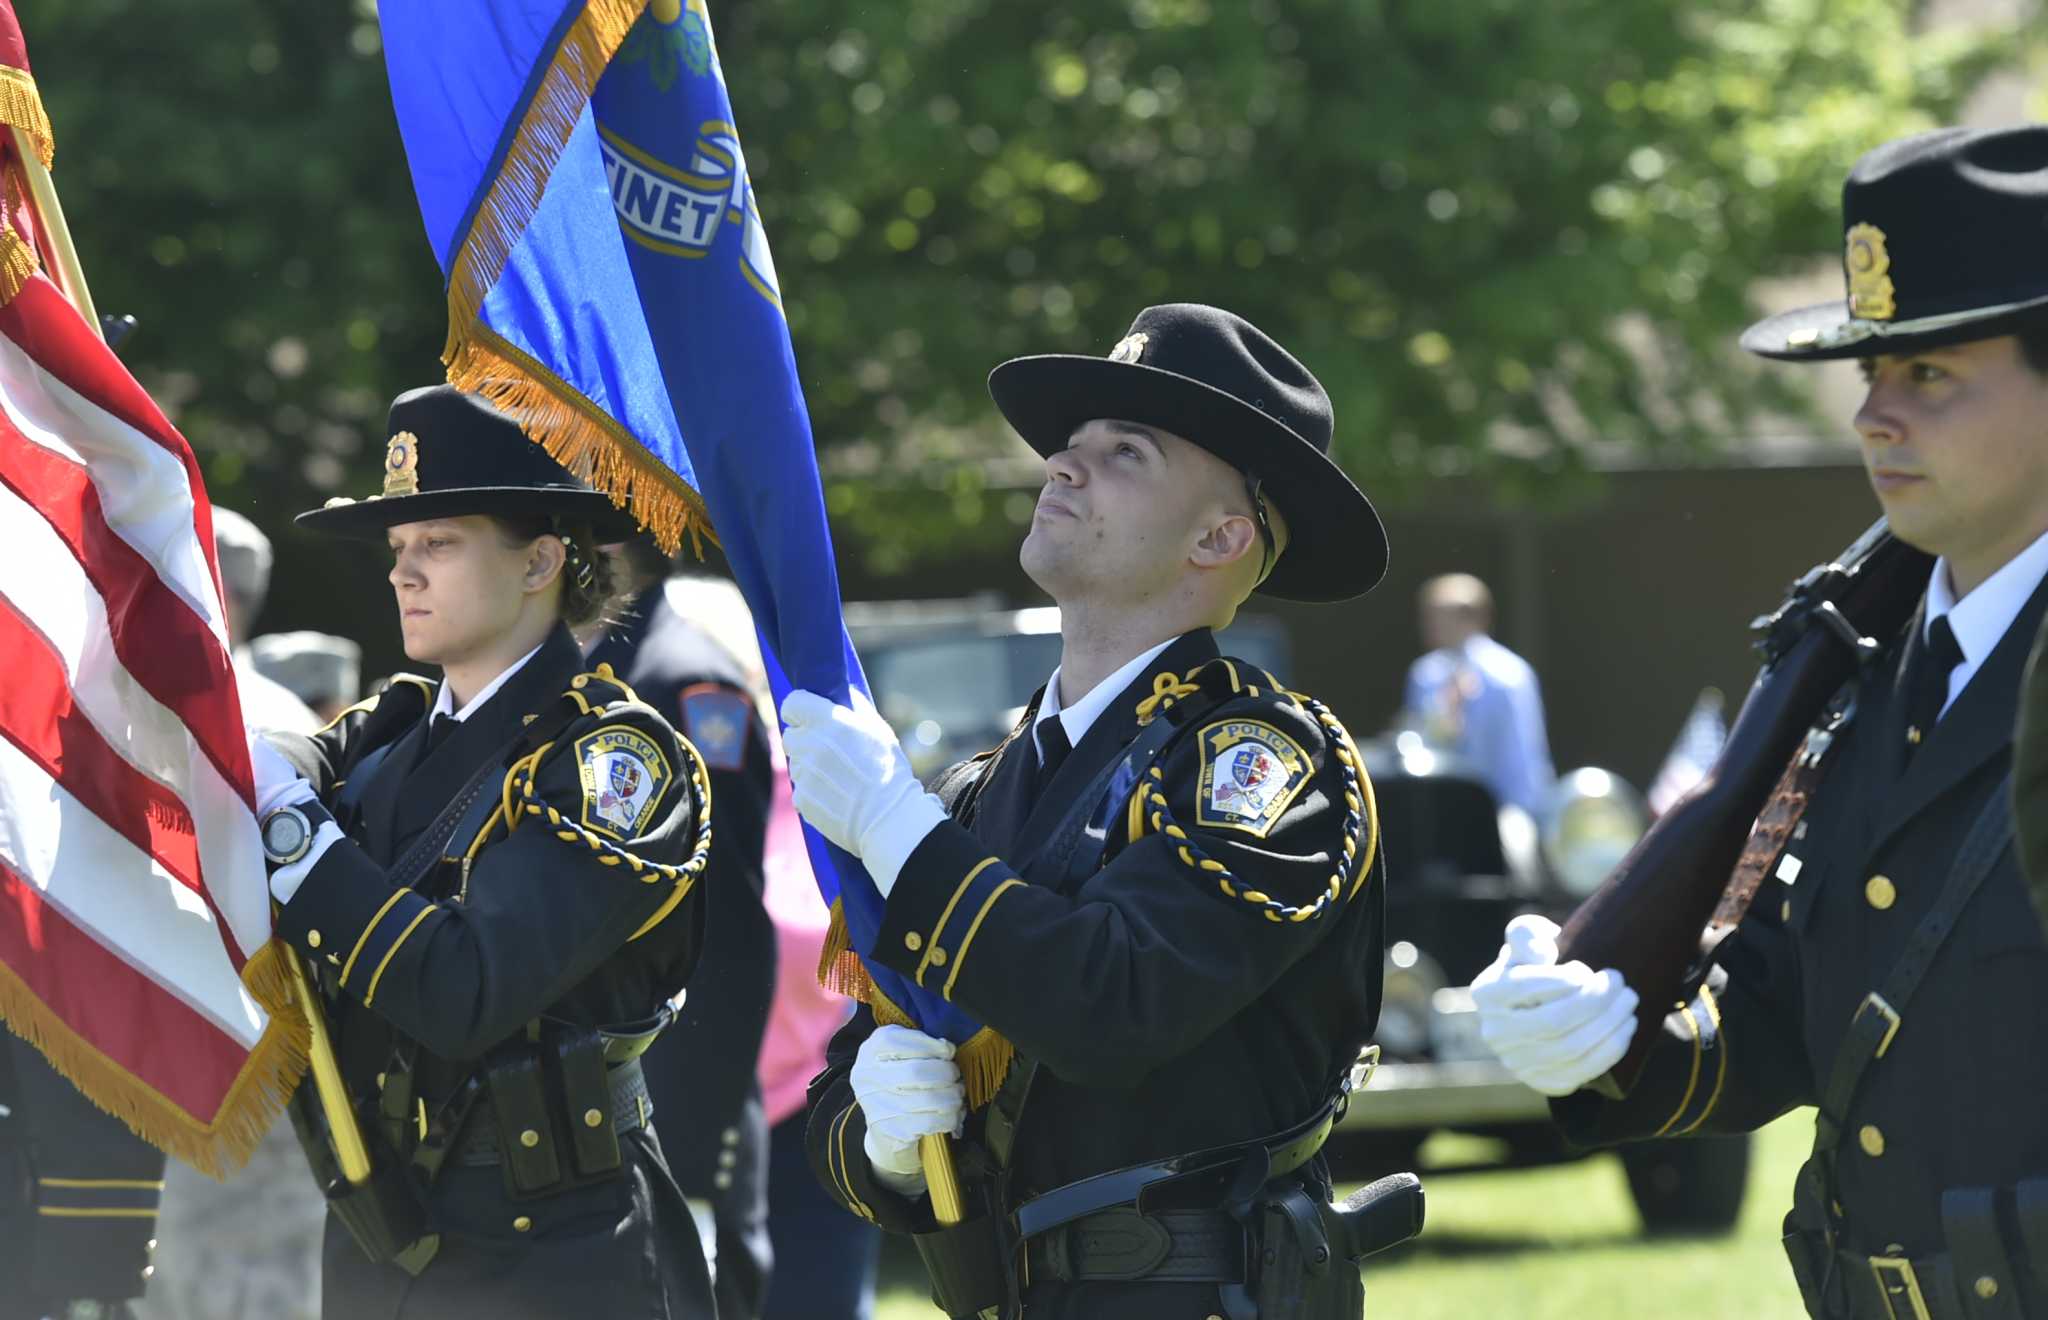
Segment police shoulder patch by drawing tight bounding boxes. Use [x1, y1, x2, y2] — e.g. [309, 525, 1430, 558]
[680, 683, 752, 772]
[1194, 718, 1312, 839]
[573, 723, 674, 841]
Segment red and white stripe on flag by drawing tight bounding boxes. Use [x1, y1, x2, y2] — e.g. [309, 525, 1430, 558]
[0, 268, 308, 1175]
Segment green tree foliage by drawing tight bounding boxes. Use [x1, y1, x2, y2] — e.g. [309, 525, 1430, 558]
[17, 0, 2033, 581]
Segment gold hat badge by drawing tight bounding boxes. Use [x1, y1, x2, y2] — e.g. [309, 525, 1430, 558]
[1845, 222, 1896, 321]
[1108, 332, 1149, 364]
[383, 431, 421, 498]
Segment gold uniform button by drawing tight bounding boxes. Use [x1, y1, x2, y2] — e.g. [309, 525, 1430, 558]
[1858, 1124, 1886, 1157]
[512, 1216, 533, 1232]
[583, 1108, 605, 1128]
[306, 930, 322, 949]
[1865, 875, 1896, 910]
[1976, 1276, 2000, 1300]
[928, 946, 948, 967]
[904, 931, 923, 952]
[1906, 725, 1923, 746]
[1781, 899, 1792, 922]
[519, 1129, 541, 1148]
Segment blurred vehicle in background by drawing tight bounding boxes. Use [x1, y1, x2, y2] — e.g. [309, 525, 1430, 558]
[846, 598, 1747, 1236]
[1327, 738, 1751, 1236]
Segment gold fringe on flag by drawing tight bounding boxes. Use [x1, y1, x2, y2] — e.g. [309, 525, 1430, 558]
[0, 209, 39, 308]
[0, 66, 54, 168]
[434, 0, 714, 554]
[0, 938, 311, 1179]
[817, 899, 1016, 1110]
[441, 0, 643, 352]
[447, 324, 712, 556]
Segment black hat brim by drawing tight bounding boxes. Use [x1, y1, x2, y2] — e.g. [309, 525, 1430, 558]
[987, 355, 1388, 602]
[295, 486, 640, 541]
[1741, 292, 2048, 361]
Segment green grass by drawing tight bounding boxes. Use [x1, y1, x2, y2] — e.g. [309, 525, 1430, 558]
[875, 1114, 1815, 1319]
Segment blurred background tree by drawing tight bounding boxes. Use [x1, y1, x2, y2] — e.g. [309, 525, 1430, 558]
[17, 0, 2038, 586]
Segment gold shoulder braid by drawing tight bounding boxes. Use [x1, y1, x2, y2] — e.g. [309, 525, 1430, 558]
[447, 671, 712, 940]
[1132, 689, 1378, 923]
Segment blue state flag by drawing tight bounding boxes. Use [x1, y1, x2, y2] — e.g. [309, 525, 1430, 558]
[379, 0, 1008, 1096]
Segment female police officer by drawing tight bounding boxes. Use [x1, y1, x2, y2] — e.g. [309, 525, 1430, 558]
[249, 385, 715, 1318]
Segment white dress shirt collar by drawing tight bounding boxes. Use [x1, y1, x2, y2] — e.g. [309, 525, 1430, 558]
[1033, 637, 1179, 757]
[430, 642, 546, 723]
[1922, 528, 2048, 715]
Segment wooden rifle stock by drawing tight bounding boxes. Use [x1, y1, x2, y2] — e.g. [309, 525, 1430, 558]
[1555, 520, 1931, 1096]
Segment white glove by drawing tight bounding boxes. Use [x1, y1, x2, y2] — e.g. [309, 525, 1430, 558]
[780, 690, 947, 896]
[851, 1025, 964, 1198]
[249, 730, 315, 817]
[1470, 914, 1639, 1096]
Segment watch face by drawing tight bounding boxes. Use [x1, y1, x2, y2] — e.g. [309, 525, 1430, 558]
[263, 809, 310, 862]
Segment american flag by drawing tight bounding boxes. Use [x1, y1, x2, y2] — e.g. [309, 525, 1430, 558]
[0, 11, 301, 1175]
[1647, 687, 1729, 818]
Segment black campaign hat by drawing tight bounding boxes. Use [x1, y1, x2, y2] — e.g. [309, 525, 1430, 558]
[1744, 125, 2048, 361]
[296, 385, 638, 539]
[987, 303, 1387, 602]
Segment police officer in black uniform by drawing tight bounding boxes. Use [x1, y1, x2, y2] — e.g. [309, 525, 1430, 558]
[251, 385, 717, 1318]
[0, 1039, 164, 1320]
[587, 549, 778, 1319]
[1475, 126, 2048, 1318]
[783, 304, 1396, 1318]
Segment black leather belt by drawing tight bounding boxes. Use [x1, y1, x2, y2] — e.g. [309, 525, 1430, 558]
[453, 1058, 652, 1167]
[1025, 1206, 1246, 1285]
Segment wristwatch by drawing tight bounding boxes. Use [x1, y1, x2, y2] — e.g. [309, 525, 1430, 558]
[260, 804, 318, 866]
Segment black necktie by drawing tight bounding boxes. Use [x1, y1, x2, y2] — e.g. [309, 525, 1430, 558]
[422, 714, 459, 760]
[1903, 615, 1963, 761]
[1031, 718, 1072, 804]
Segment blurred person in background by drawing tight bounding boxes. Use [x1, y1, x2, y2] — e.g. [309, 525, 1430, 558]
[1, 1036, 165, 1320]
[755, 765, 881, 1320]
[1474, 125, 2048, 1319]
[252, 630, 364, 726]
[211, 508, 318, 734]
[585, 546, 777, 1320]
[1403, 572, 1555, 817]
[138, 515, 330, 1320]
[782, 304, 1392, 1318]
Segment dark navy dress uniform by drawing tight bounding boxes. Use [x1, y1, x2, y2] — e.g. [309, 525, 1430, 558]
[267, 384, 723, 1318]
[1558, 127, 2048, 1319]
[588, 582, 778, 1319]
[0, 1039, 164, 1320]
[806, 629, 1385, 1319]
[270, 625, 715, 1318]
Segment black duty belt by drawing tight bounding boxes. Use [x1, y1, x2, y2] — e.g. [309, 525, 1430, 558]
[453, 1058, 651, 1167]
[1012, 1092, 1339, 1243]
[1026, 1206, 1245, 1286]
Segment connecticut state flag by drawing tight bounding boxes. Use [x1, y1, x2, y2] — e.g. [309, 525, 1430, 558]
[380, 1, 1011, 1101]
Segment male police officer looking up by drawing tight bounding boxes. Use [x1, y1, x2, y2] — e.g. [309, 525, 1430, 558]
[1475, 125, 2048, 1319]
[782, 304, 1393, 1318]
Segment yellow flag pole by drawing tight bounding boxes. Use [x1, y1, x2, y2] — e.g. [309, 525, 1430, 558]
[8, 126, 98, 338]
[284, 941, 372, 1183]
[921, 1132, 966, 1224]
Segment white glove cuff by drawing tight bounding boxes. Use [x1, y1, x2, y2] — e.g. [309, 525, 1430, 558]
[871, 1161, 928, 1199]
[861, 791, 949, 898]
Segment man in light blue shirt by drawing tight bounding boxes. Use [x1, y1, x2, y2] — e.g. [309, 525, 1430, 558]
[1403, 572, 1556, 817]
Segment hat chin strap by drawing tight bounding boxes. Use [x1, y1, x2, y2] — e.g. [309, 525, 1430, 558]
[1792, 295, 2045, 352]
